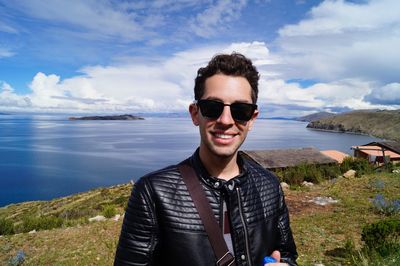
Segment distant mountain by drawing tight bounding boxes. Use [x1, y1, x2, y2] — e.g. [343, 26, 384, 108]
[296, 112, 335, 122]
[0, 112, 10, 115]
[307, 109, 400, 142]
[69, 114, 144, 120]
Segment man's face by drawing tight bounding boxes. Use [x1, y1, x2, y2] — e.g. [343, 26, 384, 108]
[190, 74, 258, 161]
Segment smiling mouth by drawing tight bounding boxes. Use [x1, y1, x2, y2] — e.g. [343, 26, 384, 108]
[213, 133, 237, 139]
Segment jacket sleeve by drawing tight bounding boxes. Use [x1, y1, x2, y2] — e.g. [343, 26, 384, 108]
[277, 186, 298, 266]
[114, 177, 158, 266]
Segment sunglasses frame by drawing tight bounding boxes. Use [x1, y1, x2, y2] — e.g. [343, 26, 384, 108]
[195, 99, 257, 122]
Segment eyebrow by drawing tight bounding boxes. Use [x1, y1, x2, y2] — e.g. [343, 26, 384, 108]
[203, 97, 252, 104]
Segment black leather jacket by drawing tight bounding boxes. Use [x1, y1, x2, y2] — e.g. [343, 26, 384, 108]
[115, 150, 297, 266]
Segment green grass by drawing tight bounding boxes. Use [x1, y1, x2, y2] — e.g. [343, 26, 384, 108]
[1, 173, 399, 265]
[293, 172, 400, 265]
[1, 220, 121, 265]
[0, 183, 131, 234]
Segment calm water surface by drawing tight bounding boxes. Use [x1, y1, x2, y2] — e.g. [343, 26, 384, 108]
[0, 114, 381, 206]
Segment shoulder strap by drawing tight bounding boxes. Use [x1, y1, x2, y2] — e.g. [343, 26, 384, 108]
[178, 163, 236, 266]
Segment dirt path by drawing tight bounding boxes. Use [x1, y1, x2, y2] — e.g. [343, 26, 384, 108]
[284, 188, 336, 216]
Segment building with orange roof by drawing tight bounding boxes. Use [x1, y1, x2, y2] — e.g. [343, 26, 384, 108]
[352, 141, 400, 164]
[321, 150, 351, 163]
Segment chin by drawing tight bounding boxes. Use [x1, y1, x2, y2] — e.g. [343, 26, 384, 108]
[210, 146, 238, 158]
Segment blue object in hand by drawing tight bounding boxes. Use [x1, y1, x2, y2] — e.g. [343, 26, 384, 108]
[263, 256, 277, 265]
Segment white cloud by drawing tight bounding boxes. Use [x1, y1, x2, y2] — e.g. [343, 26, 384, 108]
[150, 0, 207, 11]
[4, 0, 146, 41]
[223, 42, 270, 62]
[364, 83, 400, 105]
[3, 0, 245, 43]
[0, 42, 271, 113]
[260, 78, 380, 109]
[0, 41, 398, 114]
[222, 42, 279, 77]
[0, 82, 31, 108]
[279, 0, 399, 37]
[0, 53, 200, 112]
[189, 0, 247, 37]
[0, 21, 18, 33]
[2, 0, 399, 116]
[1, 81, 14, 92]
[0, 47, 14, 58]
[275, 0, 400, 83]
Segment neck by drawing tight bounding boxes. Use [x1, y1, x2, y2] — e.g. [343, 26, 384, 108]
[198, 148, 240, 181]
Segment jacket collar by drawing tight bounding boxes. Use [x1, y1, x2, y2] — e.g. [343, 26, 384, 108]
[189, 148, 248, 191]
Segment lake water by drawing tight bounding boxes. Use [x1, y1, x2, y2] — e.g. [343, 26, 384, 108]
[0, 114, 381, 207]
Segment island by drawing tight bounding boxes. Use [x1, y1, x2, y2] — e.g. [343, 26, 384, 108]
[306, 109, 400, 142]
[69, 114, 144, 120]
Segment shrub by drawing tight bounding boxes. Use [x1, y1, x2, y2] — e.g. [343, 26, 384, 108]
[100, 188, 109, 196]
[112, 195, 129, 207]
[371, 179, 385, 190]
[278, 167, 304, 185]
[102, 205, 117, 218]
[8, 250, 25, 266]
[21, 215, 63, 233]
[372, 194, 400, 216]
[0, 218, 14, 235]
[361, 218, 400, 257]
[340, 156, 353, 173]
[320, 164, 341, 180]
[59, 207, 96, 220]
[340, 157, 374, 176]
[301, 163, 323, 183]
[385, 161, 394, 172]
[275, 163, 340, 185]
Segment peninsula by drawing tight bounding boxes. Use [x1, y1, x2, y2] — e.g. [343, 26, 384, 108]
[296, 111, 335, 122]
[306, 109, 400, 142]
[69, 114, 144, 120]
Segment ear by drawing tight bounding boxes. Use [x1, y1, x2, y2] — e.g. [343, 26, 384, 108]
[189, 103, 200, 126]
[247, 109, 259, 131]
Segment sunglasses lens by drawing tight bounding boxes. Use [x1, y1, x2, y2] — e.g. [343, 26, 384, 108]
[197, 100, 256, 121]
[231, 103, 255, 121]
[198, 100, 223, 119]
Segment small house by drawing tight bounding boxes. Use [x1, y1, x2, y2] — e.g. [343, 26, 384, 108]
[352, 141, 400, 164]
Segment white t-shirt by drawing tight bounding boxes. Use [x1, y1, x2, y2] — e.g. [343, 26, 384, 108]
[222, 201, 234, 255]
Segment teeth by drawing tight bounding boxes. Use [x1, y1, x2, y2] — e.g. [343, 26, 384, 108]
[215, 134, 234, 139]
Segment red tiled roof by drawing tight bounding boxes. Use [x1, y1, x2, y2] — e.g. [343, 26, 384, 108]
[321, 150, 351, 163]
[352, 145, 400, 159]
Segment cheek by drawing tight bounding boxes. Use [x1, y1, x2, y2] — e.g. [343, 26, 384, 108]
[235, 121, 250, 130]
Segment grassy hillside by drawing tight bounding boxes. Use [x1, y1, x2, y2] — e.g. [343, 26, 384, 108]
[296, 111, 335, 122]
[1, 172, 400, 265]
[0, 183, 131, 232]
[307, 109, 400, 141]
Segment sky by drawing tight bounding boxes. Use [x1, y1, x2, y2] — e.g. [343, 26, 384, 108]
[0, 0, 399, 117]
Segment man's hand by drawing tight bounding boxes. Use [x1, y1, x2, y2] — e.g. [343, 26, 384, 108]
[263, 250, 288, 266]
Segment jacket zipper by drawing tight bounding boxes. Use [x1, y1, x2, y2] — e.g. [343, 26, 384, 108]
[236, 187, 252, 266]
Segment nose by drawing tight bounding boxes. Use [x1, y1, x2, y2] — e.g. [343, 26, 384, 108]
[216, 105, 235, 125]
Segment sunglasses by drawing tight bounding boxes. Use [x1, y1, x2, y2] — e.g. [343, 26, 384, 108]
[196, 99, 257, 122]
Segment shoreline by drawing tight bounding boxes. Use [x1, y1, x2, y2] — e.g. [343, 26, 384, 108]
[306, 127, 394, 142]
[306, 127, 370, 136]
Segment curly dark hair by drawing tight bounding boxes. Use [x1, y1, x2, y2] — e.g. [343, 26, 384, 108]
[194, 53, 259, 103]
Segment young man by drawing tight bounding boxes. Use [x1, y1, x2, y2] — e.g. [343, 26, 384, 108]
[115, 53, 297, 266]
